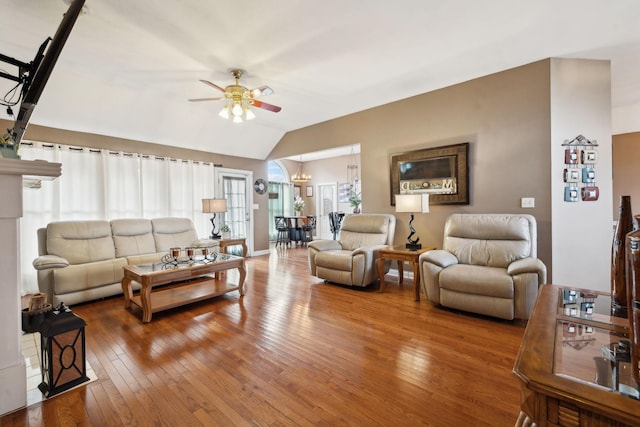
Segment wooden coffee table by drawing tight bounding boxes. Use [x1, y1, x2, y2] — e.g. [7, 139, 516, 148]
[121, 253, 246, 323]
[377, 245, 435, 301]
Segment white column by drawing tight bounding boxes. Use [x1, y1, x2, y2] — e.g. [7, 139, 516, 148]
[550, 58, 613, 292]
[0, 158, 60, 416]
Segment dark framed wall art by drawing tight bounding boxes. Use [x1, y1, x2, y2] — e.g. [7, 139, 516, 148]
[390, 142, 469, 205]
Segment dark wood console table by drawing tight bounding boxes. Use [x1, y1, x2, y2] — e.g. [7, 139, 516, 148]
[513, 284, 639, 426]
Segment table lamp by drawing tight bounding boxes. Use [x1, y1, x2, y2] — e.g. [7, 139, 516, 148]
[395, 193, 429, 251]
[202, 198, 228, 239]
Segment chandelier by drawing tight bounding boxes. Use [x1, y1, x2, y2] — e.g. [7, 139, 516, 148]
[218, 70, 257, 123]
[292, 156, 311, 183]
[346, 144, 359, 186]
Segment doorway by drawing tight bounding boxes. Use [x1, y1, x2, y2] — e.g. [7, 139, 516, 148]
[215, 167, 253, 255]
[316, 183, 337, 240]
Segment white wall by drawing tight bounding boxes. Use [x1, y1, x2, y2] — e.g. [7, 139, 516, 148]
[551, 58, 613, 292]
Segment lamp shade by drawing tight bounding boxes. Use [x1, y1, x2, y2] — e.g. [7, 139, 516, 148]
[202, 198, 228, 213]
[395, 193, 429, 213]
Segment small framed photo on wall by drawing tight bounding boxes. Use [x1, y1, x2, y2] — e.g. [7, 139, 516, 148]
[306, 186, 313, 197]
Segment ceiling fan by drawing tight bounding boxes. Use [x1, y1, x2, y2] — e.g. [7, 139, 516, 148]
[189, 69, 281, 122]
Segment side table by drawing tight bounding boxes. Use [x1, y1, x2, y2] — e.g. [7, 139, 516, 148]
[219, 237, 247, 257]
[377, 245, 435, 301]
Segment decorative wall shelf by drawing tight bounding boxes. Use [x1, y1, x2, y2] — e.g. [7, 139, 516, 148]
[562, 135, 599, 202]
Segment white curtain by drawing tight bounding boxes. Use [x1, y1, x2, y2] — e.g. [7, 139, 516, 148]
[19, 141, 215, 295]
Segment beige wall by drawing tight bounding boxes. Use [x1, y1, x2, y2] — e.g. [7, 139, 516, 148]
[270, 60, 553, 276]
[613, 132, 640, 217]
[1, 120, 272, 252]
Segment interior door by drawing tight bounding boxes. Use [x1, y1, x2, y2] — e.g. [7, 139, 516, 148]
[316, 182, 337, 240]
[215, 168, 253, 255]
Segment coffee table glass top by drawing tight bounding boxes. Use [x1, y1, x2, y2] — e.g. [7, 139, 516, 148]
[556, 288, 629, 330]
[554, 287, 639, 401]
[132, 253, 242, 273]
[553, 320, 639, 400]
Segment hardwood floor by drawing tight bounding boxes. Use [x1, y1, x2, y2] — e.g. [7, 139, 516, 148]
[3, 245, 526, 426]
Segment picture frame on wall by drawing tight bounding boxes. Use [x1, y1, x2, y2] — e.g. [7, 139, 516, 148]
[306, 186, 313, 197]
[338, 183, 351, 203]
[389, 142, 469, 205]
[294, 185, 301, 198]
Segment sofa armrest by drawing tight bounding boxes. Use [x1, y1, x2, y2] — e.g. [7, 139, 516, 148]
[509, 257, 547, 319]
[192, 238, 220, 248]
[419, 249, 458, 269]
[352, 244, 386, 257]
[308, 239, 342, 252]
[419, 250, 458, 304]
[508, 258, 547, 283]
[32, 255, 70, 271]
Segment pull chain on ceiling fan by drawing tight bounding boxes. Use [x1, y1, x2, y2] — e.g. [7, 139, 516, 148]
[189, 69, 281, 123]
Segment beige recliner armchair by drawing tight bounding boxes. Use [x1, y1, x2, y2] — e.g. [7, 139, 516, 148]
[419, 213, 546, 320]
[308, 214, 396, 287]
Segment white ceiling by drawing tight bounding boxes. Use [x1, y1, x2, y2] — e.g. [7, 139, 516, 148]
[2, 1, 640, 161]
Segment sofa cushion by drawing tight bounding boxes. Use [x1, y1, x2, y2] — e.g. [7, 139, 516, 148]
[152, 217, 199, 251]
[53, 257, 128, 294]
[315, 250, 354, 271]
[439, 264, 514, 299]
[111, 218, 156, 258]
[46, 220, 115, 265]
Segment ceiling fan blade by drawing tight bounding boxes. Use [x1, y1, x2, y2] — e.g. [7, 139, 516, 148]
[250, 99, 281, 112]
[199, 79, 226, 93]
[250, 85, 274, 98]
[188, 97, 223, 102]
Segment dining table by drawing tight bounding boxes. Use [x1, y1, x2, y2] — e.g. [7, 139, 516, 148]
[286, 216, 307, 246]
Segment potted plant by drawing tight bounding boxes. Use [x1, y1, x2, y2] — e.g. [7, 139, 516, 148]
[220, 223, 231, 239]
[348, 191, 361, 214]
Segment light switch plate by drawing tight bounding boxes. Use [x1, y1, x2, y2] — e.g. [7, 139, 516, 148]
[521, 197, 535, 208]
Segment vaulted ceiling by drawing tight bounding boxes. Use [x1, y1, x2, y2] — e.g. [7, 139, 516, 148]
[2, 1, 639, 160]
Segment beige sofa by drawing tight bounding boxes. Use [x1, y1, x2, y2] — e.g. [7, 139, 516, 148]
[33, 217, 217, 306]
[308, 214, 396, 287]
[419, 213, 546, 321]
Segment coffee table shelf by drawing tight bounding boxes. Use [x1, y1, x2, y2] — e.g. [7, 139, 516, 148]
[128, 275, 240, 315]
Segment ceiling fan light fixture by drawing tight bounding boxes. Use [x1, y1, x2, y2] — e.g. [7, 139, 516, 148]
[232, 102, 243, 117]
[190, 69, 281, 123]
[219, 105, 230, 119]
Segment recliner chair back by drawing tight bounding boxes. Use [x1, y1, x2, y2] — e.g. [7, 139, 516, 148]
[443, 214, 536, 268]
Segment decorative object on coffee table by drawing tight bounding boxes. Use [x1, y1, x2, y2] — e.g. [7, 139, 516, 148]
[161, 247, 218, 267]
[612, 195, 633, 318]
[395, 193, 429, 251]
[202, 198, 228, 239]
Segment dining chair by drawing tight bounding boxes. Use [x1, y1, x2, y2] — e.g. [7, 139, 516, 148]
[275, 216, 290, 247]
[302, 215, 316, 244]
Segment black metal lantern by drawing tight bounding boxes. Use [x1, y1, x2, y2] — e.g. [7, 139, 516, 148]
[38, 304, 89, 397]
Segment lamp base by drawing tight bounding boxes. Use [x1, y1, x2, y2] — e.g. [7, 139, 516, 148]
[406, 242, 422, 251]
[211, 233, 221, 240]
